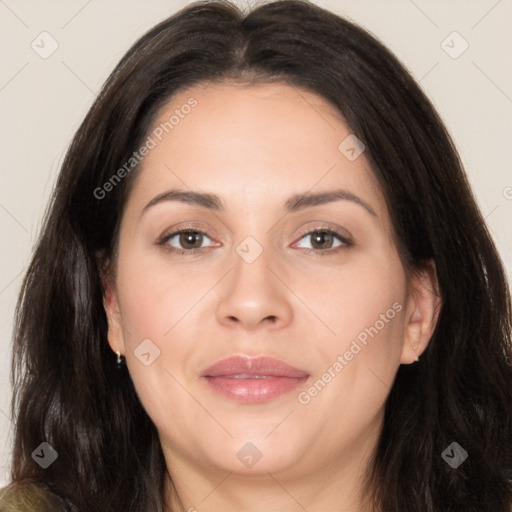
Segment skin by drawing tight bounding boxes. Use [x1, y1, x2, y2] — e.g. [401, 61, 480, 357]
[104, 82, 440, 512]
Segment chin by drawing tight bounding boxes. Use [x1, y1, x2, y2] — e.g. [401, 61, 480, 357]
[197, 434, 309, 477]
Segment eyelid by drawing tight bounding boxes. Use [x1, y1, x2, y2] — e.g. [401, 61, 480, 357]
[292, 222, 352, 244]
[157, 221, 218, 241]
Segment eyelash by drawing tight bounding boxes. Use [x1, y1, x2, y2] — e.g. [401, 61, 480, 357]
[156, 224, 353, 257]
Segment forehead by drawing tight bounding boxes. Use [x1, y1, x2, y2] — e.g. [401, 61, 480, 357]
[149, 81, 354, 167]
[126, 81, 388, 223]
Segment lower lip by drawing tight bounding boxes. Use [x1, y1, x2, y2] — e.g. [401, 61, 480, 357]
[203, 375, 309, 403]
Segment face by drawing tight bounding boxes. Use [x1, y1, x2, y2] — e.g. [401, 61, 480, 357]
[104, 82, 438, 486]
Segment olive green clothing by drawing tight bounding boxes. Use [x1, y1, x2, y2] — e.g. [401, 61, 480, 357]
[0, 482, 69, 512]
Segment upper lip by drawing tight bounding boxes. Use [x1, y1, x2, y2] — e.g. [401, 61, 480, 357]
[201, 355, 309, 378]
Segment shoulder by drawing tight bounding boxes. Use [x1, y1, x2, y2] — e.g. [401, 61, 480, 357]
[0, 480, 70, 512]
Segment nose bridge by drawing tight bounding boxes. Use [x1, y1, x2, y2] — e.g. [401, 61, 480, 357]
[231, 233, 279, 303]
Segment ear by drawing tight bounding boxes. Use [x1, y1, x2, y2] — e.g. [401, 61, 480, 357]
[100, 258, 126, 357]
[400, 259, 441, 364]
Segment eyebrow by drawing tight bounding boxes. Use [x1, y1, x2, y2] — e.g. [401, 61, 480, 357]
[140, 188, 377, 218]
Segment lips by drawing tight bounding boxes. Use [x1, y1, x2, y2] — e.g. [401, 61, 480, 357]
[201, 355, 310, 403]
[202, 355, 309, 378]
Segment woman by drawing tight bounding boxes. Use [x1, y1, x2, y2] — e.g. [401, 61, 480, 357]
[1, 0, 511, 510]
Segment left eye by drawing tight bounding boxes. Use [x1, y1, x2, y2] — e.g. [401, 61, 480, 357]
[294, 229, 350, 251]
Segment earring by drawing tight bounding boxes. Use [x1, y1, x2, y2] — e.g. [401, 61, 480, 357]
[116, 350, 125, 367]
[411, 344, 420, 363]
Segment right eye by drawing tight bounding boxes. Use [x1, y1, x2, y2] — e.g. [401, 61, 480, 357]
[158, 228, 216, 255]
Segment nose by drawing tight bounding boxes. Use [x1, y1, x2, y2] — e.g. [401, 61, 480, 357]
[215, 247, 293, 332]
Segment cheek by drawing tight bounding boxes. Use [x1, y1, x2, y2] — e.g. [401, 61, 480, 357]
[303, 253, 406, 408]
[299, 255, 407, 432]
[115, 247, 205, 343]
[310, 247, 407, 357]
[113, 243, 216, 383]
[115, 255, 203, 434]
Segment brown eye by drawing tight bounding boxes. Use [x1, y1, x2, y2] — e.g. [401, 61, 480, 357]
[295, 228, 351, 254]
[159, 229, 214, 254]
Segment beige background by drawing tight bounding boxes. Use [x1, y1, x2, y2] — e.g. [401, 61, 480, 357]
[0, 0, 511, 485]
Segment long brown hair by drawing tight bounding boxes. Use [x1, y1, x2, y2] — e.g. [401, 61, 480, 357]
[6, 1, 512, 510]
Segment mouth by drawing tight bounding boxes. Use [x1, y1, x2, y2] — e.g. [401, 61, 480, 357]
[201, 355, 310, 403]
